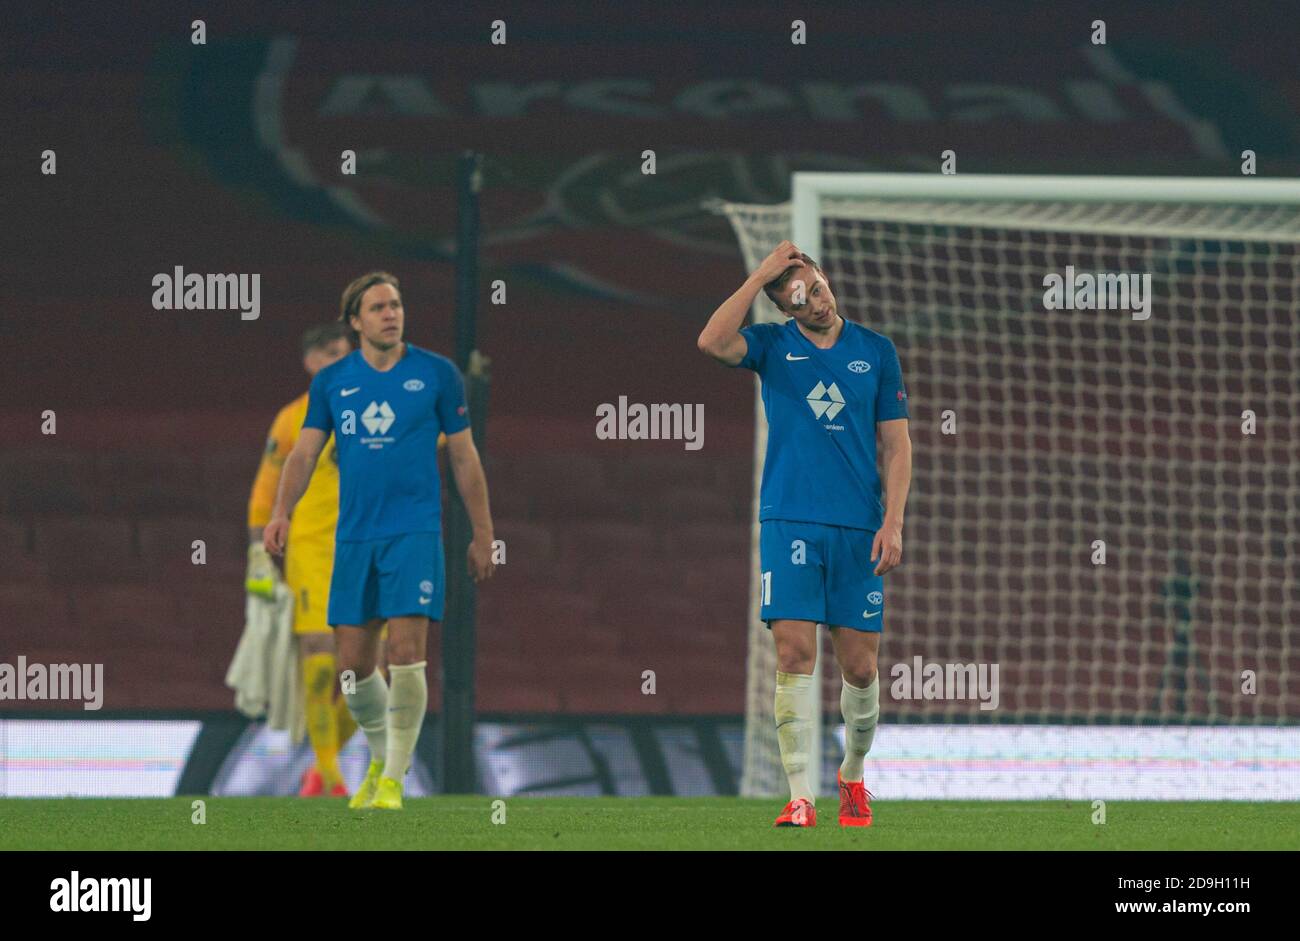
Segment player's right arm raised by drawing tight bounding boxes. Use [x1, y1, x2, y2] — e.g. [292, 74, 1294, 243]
[697, 240, 806, 366]
[263, 426, 328, 556]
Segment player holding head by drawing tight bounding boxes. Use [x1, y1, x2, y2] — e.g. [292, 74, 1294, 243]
[246, 322, 360, 797]
[698, 241, 912, 827]
[265, 272, 496, 811]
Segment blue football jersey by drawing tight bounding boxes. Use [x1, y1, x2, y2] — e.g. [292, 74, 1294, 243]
[303, 344, 469, 542]
[736, 318, 909, 532]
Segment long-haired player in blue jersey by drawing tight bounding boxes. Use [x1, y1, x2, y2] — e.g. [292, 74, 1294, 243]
[264, 271, 495, 811]
[699, 241, 912, 828]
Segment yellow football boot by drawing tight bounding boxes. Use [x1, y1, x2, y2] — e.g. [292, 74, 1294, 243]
[369, 776, 404, 811]
[348, 759, 384, 810]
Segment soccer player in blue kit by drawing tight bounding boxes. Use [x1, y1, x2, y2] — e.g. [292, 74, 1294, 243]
[698, 241, 913, 828]
[265, 271, 495, 811]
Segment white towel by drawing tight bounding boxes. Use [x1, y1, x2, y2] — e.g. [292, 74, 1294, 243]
[224, 583, 306, 744]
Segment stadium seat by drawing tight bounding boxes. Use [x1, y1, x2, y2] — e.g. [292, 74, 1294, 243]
[0, 448, 105, 515]
[636, 486, 739, 523]
[525, 453, 623, 519]
[172, 584, 246, 657]
[576, 556, 686, 596]
[658, 662, 745, 714]
[553, 521, 664, 561]
[489, 518, 554, 566]
[70, 584, 186, 650]
[555, 653, 672, 715]
[0, 584, 76, 647]
[663, 522, 749, 561]
[203, 449, 260, 518]
[476, 654, 562, 713]
[31, 516, 144, 582]
[0, 516, 45, 581]
[99, 452, 210, 516]
[604, 453, 719, 493]
[137, 517, 245, 579]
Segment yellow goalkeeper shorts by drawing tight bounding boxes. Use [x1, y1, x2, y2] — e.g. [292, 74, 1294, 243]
[285, 538, 334, 635]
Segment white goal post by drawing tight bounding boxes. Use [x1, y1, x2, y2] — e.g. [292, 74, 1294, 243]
[720, 173, 1300, 799]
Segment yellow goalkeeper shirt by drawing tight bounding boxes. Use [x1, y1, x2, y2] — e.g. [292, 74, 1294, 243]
[248, 392, 339, 545]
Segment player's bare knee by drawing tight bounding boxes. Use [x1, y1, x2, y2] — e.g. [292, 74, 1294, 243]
[776, 647, 816, 675]
[843, 660, 877, 689]
[386, 645, 421, 667]
[337, 654, 377, 679]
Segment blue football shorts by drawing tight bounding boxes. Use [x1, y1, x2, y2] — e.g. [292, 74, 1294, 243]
[758, 520, 885, 632]
[327, 531, 445, 626]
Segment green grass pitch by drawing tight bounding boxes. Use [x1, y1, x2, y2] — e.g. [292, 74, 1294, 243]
[3, 798, 1299, 850]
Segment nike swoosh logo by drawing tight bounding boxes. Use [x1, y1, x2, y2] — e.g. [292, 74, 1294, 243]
[786, 353, 809, 361]
[419, 596, 431, 604]
[862, 610, 881, 619]
[341, 387, 360, 396]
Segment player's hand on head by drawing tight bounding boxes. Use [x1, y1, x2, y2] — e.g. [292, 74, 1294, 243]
[468, 536, 494, 582]
[754, 240, 805, 283]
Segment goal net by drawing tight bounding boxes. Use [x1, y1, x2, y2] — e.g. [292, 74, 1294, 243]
[718, 174, 1300, 798]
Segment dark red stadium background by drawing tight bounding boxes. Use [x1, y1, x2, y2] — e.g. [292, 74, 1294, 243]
[2, 0, 1298, 715]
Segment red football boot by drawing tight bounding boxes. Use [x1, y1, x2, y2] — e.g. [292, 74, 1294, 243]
[328, 781, 349, 798]
[298, 767, 325, 797]
[837, 771, 873, 827]
[773, 797, 817, 827]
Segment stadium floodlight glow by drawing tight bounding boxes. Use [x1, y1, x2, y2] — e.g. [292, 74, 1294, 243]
[719, 172, 1300, 799]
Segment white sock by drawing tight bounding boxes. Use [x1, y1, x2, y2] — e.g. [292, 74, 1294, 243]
[839, 675, 880, 782]
[382, 661, 428, 782]
[775, 671, 816, 803]
[346, 668, 389, 767]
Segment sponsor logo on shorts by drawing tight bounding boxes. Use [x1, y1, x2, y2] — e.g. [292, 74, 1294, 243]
[419, 596, 432, 605]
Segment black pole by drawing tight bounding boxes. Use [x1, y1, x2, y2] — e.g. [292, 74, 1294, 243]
[454, 152, 482, 368]
[442, 151, 485, 793]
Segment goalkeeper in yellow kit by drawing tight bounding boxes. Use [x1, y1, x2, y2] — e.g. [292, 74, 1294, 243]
[246, 323, 361, 796]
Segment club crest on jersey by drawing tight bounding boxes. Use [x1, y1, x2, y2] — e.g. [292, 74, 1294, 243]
[403, 379, 425, 391]
[848, 360, 871, 373]
[806, 381, 845, 421]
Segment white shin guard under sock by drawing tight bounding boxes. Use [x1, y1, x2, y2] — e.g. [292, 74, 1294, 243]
[839, 674, 880, 782]
[382, 661, 428, 782]
[775, 671, 816, 803]
[346, 668, 389, 767]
